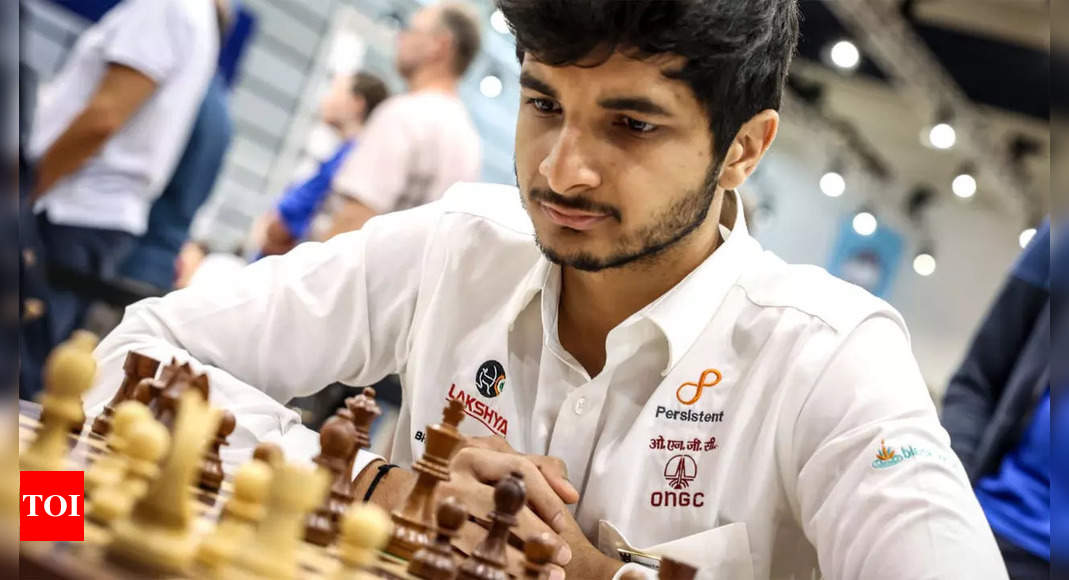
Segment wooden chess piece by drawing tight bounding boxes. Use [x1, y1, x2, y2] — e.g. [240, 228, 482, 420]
[21, 330, 98, 471]
[334, 503, 393, 580]
[91, 351, 160, 437]
[521, 533, 557, 580]
[195, 460, 272, 573]
[658, 556, 698, 580]
[88, 417, 170, 526]
[253, 441, 284, 471]
[151, 367, 209, 431]
[305, 417, 357, 546]
[228, 462, 330, 580]
[408, 496, 468, 580]
[457, 472, 526, 580]
[199, 410, 235, 493]
[106, 391, 222, 574]
[347, 387, 382, 452]
[86, 400, 153, 496]
[383, 399, 465, 560]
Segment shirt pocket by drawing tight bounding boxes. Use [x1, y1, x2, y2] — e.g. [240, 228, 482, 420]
[596, 519, 755, 580]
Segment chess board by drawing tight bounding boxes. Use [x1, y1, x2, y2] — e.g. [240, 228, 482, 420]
[17, 401, 528, 580]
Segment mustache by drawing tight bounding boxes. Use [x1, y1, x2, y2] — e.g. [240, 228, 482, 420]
[527, 188, 622, 221]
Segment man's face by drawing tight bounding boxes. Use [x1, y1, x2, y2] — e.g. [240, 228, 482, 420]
[515, 52, 720, 272]
[396, 6, 443, 79]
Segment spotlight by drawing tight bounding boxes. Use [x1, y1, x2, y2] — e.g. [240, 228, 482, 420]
[830, 40, 861, 70]
[490, 9, 509, 35]
[852, 211, 877, 236]
[952, 172, 976, 199]
[819, 171, 846, 197]
[913, 252, 936, 276]
[928, 123, 956, 150]
[1019, 228, 1037, 248]
[480, 75, 503, 98]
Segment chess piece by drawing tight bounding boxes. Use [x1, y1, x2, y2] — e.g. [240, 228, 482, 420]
[408, 496, 467, 580]
[253, 441, 284, 471]
[106, 391, 222, 574]
[86, 400, 153, 496]
[305, 416, 357, 546]
[91, 351, 160, 437]
[383, 399, 465, 560]
[21, 330, 98, 471]
[151, 368, 209, 431]
[347, 387, 382, 452]
[199, 410, 235, 493]
[521, 533, 557, 580]
[457, 472, 526, 580]
[228, 462, 330, 580]
[658, 556, 698, 580]
[195, 460, 272, 573]
[334, 503, 393, 580]
[88, 418, 170, 526]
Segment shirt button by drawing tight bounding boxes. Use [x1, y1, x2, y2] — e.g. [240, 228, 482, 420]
[574, 397, 587, 415]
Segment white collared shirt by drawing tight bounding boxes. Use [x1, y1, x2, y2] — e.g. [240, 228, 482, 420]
[87, 183, 1006, 580]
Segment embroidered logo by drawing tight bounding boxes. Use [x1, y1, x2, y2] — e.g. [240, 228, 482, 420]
[675, 368, 722, 405]
[871, 439, 948, 469]
[650, 455, 705, 508]
[447, 384, 509, 436]
[649, 435, 718, 452]
[475, 360, 507, 398]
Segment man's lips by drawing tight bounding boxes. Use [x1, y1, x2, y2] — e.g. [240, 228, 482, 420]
[539, 202, 611, 231]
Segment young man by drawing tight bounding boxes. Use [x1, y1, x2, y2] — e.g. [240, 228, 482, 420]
[323, 1, 483, 238]
[85, 1, 1006, 578]
[257, 72, 390, 258]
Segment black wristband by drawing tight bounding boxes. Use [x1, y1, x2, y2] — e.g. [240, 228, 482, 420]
[363, 463, 399, 502]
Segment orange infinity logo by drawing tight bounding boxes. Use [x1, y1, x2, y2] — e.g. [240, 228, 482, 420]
[675, 369, 722, 405]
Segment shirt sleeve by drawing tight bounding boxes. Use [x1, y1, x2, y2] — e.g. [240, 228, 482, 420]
[85, 201, 444, 467]
[331, 99, 415, 213]
[788, 316, 1008, 580]
[103, 0, 191, 82]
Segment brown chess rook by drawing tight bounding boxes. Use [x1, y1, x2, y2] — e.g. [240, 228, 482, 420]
[91, 352, 160, 437]
[408, 496, 468, 580]
[199, 409, 236, 493]
[457, 472, 526, 580]
[521, 533, 557, 580]
[304, 416, 357, 546]
[383, 399, 465, 560]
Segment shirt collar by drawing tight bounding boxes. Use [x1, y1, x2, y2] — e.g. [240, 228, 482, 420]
[503, 190, 760, 373]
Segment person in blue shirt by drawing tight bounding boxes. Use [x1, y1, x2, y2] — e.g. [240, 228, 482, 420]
[942, 220, 1051, 579]
[258, 72, 389, 257]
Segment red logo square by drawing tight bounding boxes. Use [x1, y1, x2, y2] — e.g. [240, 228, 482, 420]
[20, 471, 84, 541]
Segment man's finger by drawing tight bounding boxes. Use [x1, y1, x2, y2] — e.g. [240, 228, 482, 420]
[460, 435, 513, 452]
[527, 455, 579, 504]
[459, 449, 573, 535]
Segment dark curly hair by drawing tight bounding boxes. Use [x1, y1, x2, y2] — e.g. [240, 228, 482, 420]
[496, 0, 799, 162]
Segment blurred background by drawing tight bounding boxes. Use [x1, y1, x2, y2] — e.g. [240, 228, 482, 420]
[18, 0, 1048, 403]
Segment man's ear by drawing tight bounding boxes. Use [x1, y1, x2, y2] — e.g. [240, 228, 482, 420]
[717, 110, 779, 191]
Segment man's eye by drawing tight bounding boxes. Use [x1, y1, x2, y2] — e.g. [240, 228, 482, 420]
[619, 116, 658, 134]
[526, 98, 560, 114]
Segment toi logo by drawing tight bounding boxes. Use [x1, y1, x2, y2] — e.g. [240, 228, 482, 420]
[20, 471, 84, 541]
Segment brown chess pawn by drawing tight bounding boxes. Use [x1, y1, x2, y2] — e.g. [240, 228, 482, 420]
[198, 409, 236, 493]
[658, 556, 698, 580]
[521, 533, 558, 580]
[304, 417, 357, 546]
[383, 399, 465, 560]
[408, 497, 467, 580]
[457, 472, 526, 580]
[253, 441, 284, 471]
[91, 351, 160, 437]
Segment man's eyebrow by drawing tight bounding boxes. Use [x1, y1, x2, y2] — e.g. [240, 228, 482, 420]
[598, 96, 673, 117]
[519, 71, 558, 98]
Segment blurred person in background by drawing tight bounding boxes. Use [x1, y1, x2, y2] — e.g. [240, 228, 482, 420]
[256, 72, 390, 258]
[323, 1, 482, 238]
[118, 68, 233, 291]
[942, 220, 1051, 579]
[23, 0, 224, 392]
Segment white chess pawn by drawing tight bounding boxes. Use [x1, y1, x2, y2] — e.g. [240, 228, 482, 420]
[21, 330, 98, 471]
[195, 460, 272, 573]
[85, 401, 152, 497]
[334, 503, 393, 580]
[87, 418, 169, 526]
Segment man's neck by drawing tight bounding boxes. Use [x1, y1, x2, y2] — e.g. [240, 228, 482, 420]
[406, 66, 459, 95]
[557, 192, 731, 377]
